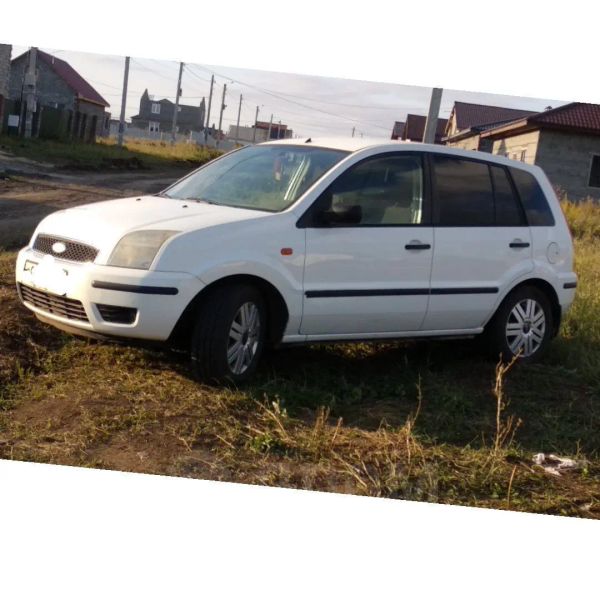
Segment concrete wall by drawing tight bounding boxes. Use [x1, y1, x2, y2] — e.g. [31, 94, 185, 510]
[9, 53, 76, 110]
[0, 43, 12, 126]
[227, 124, 268, 143]
[535, 129, 600, 201]
[446, 134, 481, 152]
[0, 44, 11, 99]
[491, 130, 540, 165]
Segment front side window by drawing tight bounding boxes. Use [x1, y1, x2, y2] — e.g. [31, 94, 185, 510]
[433, 155, 494, 226]
[323, 154, 425, 225]
[164, 145, 349, 212]
[151, 103, 161, 114]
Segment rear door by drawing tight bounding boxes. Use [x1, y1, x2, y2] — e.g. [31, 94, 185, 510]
[422, 154, 533, 331]
[299, 151, 434, 336]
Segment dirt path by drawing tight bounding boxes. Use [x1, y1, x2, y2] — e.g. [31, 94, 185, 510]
[0, 167, 191, 249]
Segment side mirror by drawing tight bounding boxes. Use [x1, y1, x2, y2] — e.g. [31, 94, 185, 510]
[315, 204, 362, 227]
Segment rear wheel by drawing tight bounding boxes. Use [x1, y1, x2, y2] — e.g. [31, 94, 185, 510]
[485, 285, 553, 363]
[190, 284, 266, 383]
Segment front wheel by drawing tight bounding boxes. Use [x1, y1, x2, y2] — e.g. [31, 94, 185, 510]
[485, 285, 554, 363]
[190, 284, 266, 384]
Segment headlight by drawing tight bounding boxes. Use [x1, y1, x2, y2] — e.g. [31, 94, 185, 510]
[107, 230, 180, 269]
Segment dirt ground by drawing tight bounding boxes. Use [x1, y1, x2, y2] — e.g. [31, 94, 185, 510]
[0, 167, 193, 249]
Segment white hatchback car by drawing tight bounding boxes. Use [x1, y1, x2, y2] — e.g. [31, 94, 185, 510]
[16, 138, 576, 382]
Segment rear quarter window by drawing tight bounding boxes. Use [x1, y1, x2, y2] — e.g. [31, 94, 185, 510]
[509, 167, 555, 226]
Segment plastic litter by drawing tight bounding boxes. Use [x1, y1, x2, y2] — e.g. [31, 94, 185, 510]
[532, 453, 579, 476]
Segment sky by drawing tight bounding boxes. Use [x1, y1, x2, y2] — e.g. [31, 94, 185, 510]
[13, 44, 567, 140]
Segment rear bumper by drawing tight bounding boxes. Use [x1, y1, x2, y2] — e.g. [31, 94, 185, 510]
[556, 272, 577, 314]
[15, 247, 204, 341]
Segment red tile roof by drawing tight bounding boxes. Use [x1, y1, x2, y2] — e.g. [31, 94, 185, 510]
[403, 114, 448, 143]
[530, 102, 600, 131]
[452, 101, 536, 131]
[31, 49, 109, 107]
[481, 102, 600, 138]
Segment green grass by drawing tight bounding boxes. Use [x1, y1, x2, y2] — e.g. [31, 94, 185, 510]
[0, 135, 222, 170]
[0, 201, 599, 517]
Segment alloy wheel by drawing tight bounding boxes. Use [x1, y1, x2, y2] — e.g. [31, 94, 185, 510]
[505, 298, 546, 358]
[227, 302, 261, 375]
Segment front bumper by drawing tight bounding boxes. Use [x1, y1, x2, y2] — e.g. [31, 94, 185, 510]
[15, 247, 204, 341]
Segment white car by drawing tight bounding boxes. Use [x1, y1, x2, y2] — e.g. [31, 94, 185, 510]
[15, 138, 577, 382]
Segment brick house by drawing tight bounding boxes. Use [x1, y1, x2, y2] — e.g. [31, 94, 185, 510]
[398, 114, 447, 143]
[0, 44, 11, 130]
[253, 120, 293, 140]
[8, 48, 110, 140]
[479, 103, 600, 201]
[443, 102, 537, 151]
[391, 121, 405, 140]
[130, 90, 206, 135]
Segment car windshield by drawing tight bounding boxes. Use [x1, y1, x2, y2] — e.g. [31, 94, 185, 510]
[163, 145, 349, 212]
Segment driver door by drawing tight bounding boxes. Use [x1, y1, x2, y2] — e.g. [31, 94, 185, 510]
[298, 152, 434, 336]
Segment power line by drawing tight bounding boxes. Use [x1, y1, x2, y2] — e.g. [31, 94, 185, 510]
[190, 64, 390, 132]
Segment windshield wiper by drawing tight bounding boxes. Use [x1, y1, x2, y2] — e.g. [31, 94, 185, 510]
[184, 197, 217, 205]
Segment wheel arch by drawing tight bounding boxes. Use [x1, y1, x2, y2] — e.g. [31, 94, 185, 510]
[488, 277, 562, 336]
[168, 274, 290, 349]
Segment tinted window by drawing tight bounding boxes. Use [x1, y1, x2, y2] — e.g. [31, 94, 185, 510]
[326, 154, 425, 225]
[491, 166, 525, 226]
[509, 167, 555, 226]
[433, 156, 494, 226]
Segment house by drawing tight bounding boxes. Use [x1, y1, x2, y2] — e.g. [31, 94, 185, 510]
[443, 101, 537, 151]
[227, 124, 268, 143]
[130, 90, 206, 135]
[400, 114, 447, 143]
[8, 48, 110, 140]
[0, 44, 11, 131]
[253, 120, 293, 140]
[480, 102, 600, 201]
[391, 121, 405, 140]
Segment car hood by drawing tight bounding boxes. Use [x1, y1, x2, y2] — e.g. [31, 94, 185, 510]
[32, 195, 269, 255]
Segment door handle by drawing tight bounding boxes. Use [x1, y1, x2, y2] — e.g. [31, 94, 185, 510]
[509, 240, 530, 249]
[405, 242, 431, 250]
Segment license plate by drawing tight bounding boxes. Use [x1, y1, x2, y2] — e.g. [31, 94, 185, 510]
[29, 255, 70, 296]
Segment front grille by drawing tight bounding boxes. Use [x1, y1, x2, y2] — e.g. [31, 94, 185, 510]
[33, 234, 98, 263]
[96, 303, 137, 324]
[19, 283, 89, 322]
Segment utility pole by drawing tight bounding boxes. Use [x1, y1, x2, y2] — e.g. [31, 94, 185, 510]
[204, 74, 214, 144]
[117, 56, 130, 147]
[235, 93, 242, 144]
[171, 61, 184, 144]
[267, 114, 273, 140]
[278, 120, 282, 139]
[252, 105, 259, 143]
[351, 126, 355, 138]
[423, 87, 443, 144]
[23, 47, 38, 138]
[216, 83, 227, 148]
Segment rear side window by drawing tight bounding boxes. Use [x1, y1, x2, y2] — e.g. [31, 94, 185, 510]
[433, 156, 494, 226]
[509, 167, 555, 226]
[490, 166, 525, 226]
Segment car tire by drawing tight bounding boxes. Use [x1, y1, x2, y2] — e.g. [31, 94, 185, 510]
[190, 284, 266, 384]
[484, 285, 554, 363]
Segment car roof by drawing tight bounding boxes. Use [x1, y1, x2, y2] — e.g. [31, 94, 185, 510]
[261, 137, 542, 172]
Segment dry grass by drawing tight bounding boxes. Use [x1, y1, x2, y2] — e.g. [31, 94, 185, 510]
[0, 199, 599, 518]
[0, 134, 221, 170]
